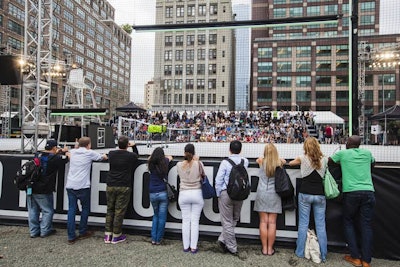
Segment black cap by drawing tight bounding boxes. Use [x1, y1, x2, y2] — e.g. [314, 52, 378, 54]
[45, 139, 58, 150]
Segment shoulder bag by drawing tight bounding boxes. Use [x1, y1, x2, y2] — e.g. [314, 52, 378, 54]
[199, 162, 216, 199]
[323, 158, 340, 199]
[275, 166, 294, 198]
[163, 178, 178, 202]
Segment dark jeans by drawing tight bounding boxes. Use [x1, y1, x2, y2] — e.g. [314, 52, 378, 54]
[343, 191, 375, 263]
[67, 188, 91, 240]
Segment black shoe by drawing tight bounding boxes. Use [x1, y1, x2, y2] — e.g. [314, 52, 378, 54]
[41, 229, 57, 238]
[30, 233, 40, 238]
[217, 241, 228, 253]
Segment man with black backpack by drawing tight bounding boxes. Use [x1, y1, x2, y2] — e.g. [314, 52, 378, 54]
[215, 140, 250, 255]
[27, 139, 69, 238]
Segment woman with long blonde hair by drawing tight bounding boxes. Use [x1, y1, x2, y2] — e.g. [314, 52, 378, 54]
[289, 137, 328, 262]
[254, 143, 286, 256]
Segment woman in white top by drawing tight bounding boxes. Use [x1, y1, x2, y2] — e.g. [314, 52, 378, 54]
[177, 144, 204, 254]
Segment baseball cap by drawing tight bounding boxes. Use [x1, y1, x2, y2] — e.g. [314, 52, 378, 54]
[45, 139, 58, 150]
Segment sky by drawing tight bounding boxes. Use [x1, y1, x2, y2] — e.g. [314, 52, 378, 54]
[107, 0, 399, 104]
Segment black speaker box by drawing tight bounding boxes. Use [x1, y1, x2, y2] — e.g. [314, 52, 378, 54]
[0, 55, 21, 85]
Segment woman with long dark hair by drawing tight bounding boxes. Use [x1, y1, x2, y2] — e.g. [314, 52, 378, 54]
[147, 147, 173, 245]
[289, 137, 328, 262]
[177, 144, 204, 253]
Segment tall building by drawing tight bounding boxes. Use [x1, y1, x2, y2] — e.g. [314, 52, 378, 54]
[233, 3, 251, 111]
[144, 80, 155, 110]
[251, 0, 399, 121]
[152, 0, 235, 111]
[0, 0, 131, 118]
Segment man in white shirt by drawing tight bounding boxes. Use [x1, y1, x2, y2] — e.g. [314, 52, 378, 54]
[215, 140, 249, 255]
[65, 137, 107, 244]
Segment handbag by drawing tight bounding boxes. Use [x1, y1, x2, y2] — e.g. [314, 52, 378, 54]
[163, 178, 178, 202]
[274, 166, 294, 198]
[323, 159, 340, 199]
[199, 162, 216, 199]
[305, 229, 321, 263]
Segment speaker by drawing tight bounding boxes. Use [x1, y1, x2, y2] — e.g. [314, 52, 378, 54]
[0, 55, 21, 85]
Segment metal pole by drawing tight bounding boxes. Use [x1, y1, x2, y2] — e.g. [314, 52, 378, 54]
[382, 74, 386, 145]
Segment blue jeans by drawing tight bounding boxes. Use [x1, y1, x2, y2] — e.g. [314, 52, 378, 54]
[27, 194, 54, 237]
[296, 193, 327, 261]
[149, 191, 168, 243]
[343, 191, 375, 263]
[67, 188, 91, 240]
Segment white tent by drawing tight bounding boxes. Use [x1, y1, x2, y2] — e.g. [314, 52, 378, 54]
[312, 111, 345, 125]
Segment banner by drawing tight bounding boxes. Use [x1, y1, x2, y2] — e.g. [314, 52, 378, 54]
[0, 154, 399, 260]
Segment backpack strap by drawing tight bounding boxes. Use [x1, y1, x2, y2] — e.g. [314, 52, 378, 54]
[225, 157, 236, 167]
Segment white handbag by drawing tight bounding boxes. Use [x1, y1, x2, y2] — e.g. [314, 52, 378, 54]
[305, 229, 321, 263]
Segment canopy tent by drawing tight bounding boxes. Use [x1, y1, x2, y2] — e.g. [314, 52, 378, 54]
[312, 111, 345, 125]
[370, 105, 400, 120]
[116, 102, 146, 113]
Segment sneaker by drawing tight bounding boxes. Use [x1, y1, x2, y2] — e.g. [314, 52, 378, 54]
[111, 235, 126, 244]
[190, 248, 199, 254]
[41, 229, 57, 238]
[217, 241, 228, 253]
[183, 248, 190, 253]
[104, 234, 112, 244]
[78, 230, 94, 240]
[344, 255, 362, 267]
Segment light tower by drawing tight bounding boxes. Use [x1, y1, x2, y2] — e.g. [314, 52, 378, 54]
[21, 0, 55, 152]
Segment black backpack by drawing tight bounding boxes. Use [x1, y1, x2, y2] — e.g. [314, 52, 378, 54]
[225, 158, 250, 201]
[14, 157, 41, 191]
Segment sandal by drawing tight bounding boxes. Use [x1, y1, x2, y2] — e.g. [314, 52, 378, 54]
[261, 249, 268, 256]
[268, 249, 276, 256]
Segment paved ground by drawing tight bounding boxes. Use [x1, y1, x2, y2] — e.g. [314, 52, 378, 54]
[0, 225, 398, 267]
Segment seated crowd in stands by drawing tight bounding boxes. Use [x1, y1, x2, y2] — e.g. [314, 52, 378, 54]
[112, 110, 344, 144]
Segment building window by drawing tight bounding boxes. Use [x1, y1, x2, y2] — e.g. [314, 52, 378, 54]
[165, 7, 173, 18]
[164, 50, 172, 61]
[273, 8, 286, 18]
[186, 79, 194, 90]
[197, 64, 205, 75]
[277, 91, 291, 102]
[164, 65, 172, 76]
[316, 45, 331, 56]
[316, 91, 331, 102]
[174, 79, 182, 90]
[336, 45, 349, 56]
[209, 34, 217, 44]
[258, 77, 273, 87]
[277, 61, 292, 72]
[175, 65, 183, 75]
[197, 49, 206, 60]
[316, 76, 331, 86]
[336, 91, 349, 101]
[324, 4, 338, 15]
[208, 79, 216, 89]
[210, 4, 218, 15]
[257, 91, 272, 102]
[176, 6, 184, 17]
[336, 60, 348, 71]
[165, 36, 172, 46]
[198, 34, 206, 45]
[208, 64, 217, 75]
[186, 35, 195, 46]
[258, 62, 272, 72]
[316, 60, 331, 71]
[209, 49, 217, 60]
[296, 61, 311, 72]
[258, 47, 272, 58]
[175, 35, 184, 46]
[277, 47, 292, 58]
[336, 75, 349, 86]
[198, 5, 206, 16]
[188, 5, 195, 16]
[296, 76, 311, 87]
[290, 7, 303, 17]
[296, 91, 311, 102]
[197, 79, 205, 90]
[186, 64, 194, 75]
[360, 15, 375, 25]
[186, 49, 194, 60]
[276, 77, 292, 87]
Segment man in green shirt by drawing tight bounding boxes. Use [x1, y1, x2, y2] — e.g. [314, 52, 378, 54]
[329, 135, 375, 267]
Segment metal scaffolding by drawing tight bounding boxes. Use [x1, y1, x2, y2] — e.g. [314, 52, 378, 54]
[21, 0, 54, 152]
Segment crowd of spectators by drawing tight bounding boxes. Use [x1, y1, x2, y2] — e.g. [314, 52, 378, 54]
[112, 110, 319, 144]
